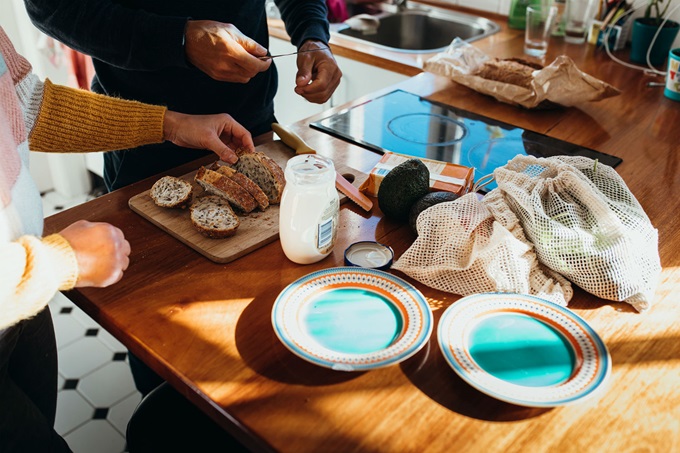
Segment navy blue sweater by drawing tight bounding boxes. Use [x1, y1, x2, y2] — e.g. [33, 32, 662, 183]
[25, 0, 330, 189]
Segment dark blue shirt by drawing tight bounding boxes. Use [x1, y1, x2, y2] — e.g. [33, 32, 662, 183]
[25, 0, 330, 189]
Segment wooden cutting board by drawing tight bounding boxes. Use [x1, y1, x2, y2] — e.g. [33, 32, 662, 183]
[129, 141, 369, 263]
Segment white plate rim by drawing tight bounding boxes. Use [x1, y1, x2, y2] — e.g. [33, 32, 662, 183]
[437, 293, 611, 407]
[272, 267, 433, 371]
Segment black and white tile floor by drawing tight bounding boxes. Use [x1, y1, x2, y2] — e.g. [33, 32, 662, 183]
[43, 190, 141, 453]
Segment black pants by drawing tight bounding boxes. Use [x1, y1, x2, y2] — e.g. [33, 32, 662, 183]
[0, 307, 72, 452]
[104, 142, 212, 192]
[127, 352, 164, 397]
[126, 382, 248, 452]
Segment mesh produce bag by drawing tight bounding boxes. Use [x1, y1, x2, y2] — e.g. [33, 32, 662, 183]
[392, 191, 573, 306]
[493, 155, 661, 312]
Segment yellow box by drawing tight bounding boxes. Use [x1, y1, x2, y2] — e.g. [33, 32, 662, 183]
[359, 152, 475, 197]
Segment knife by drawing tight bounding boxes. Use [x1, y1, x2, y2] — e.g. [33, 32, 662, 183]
[271, 123, 374, 212]
[259, 47, 328, 60]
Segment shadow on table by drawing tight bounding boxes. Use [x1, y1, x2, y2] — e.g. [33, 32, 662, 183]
[558, 286, 639, 313]
[235, 292, 363, 386]
[399, 306, 551, 422]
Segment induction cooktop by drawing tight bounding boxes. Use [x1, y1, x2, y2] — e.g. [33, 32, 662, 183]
[310, 90, 622, 191]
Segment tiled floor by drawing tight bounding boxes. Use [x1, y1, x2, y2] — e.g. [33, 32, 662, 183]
[43, 189, 141, 453]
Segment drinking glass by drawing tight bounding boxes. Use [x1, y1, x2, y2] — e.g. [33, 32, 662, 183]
[524, 5, 558, 58]
[564, 0, 599, 44]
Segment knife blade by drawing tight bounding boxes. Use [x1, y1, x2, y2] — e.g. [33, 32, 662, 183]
[259, 47, 328, 60]
[271, 123, 373, 212]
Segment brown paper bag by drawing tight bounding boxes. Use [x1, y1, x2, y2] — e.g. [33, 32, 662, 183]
[424, 38, 620, 109]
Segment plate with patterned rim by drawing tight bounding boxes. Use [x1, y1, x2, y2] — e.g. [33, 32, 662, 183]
[438, 293, 611, 407]
[272, 267, 433, 371]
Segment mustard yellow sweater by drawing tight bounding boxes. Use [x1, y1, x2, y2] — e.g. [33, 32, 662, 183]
[1, 25, 165, 329]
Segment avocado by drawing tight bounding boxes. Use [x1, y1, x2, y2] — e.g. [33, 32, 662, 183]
[409, 191, 460, 234]
[378, 159, 430, 221]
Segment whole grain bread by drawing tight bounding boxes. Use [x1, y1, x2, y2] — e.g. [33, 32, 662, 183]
[209, 162, 269, 211]
[473, 58, 543, 88]
[195, 166, 258, 213]
[233, 151, 285, 204]
[150, 176, 193, 209]
[190, 195, 240, 239]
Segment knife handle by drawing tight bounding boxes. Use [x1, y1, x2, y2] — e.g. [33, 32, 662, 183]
[272, 122, 373, 212]
[271, 123, 316, 154]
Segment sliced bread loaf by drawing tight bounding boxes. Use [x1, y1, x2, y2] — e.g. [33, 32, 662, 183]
[190, 195, 240, 239]
[150, 175, 193, 209]
[209, 162, 269, 211]
[195, 166, 258, 213]
[233, 152, 285, 204]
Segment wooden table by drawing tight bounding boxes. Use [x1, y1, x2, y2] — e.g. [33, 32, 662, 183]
[45, 14, 679, 453]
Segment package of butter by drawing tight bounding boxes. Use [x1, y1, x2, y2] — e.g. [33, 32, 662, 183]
[359, 152, 475, 197]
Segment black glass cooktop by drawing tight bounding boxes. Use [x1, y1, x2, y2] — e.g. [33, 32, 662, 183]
[310, 90, 621, 191]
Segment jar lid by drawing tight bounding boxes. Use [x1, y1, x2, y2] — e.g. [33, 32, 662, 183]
[344, 241, 394, 270]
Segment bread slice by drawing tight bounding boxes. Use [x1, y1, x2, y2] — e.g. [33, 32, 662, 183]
[190, 195, 239, 239]
[209, 162, 269, 211]
[150, 176, 193, 209]
[195, 166, 258, 213]
[233, 152, 285, 204]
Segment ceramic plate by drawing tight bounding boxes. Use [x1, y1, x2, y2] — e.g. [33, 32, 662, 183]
[272, 267, 433, 371]
[438, 293, 610, 407]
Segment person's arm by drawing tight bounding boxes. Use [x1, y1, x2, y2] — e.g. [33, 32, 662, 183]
[28, 78, 166, 153]
[24, 0, 188, 70]
[25, 78, 253, 162]
[275, 0, 330, 47]
[0, 221, 130, 330]
[275, 0, 341, 104]
[0, 234, 79, 330]
[183, 20, 272, 83]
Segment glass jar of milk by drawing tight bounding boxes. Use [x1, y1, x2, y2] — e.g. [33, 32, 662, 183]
[279, 154, 339, 264]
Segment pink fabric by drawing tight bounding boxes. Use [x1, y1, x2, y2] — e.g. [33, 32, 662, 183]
[0, 104, 21, 207]
[0, 29, 28, 149]
[61, 45, 95, 91]
[0, 28, 32, 84]
[326, 0, 349, 23]
[0, 31, 25, 206]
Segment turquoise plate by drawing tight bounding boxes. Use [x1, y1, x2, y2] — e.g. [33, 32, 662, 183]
[272, 267, 433, 371]
[438, 293, 611, 407]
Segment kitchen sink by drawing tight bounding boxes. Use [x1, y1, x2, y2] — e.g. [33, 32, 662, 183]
[331, 2, 500, 53]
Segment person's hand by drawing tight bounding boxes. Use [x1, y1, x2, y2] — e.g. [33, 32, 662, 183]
[59, 221, 131, 288]
[294, 40, 342, 104]
[163, 111, 254, 164]
[185, 20, 272, 82]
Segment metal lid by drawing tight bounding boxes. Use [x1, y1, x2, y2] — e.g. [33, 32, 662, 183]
[344, 241, 394, 270]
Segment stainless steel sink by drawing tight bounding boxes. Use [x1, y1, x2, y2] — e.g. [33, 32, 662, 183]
[331, 2, 499, 53]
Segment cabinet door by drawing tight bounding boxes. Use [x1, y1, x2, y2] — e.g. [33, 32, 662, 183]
[332, 55, 408, 104]
[270, 38, 329, 125]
